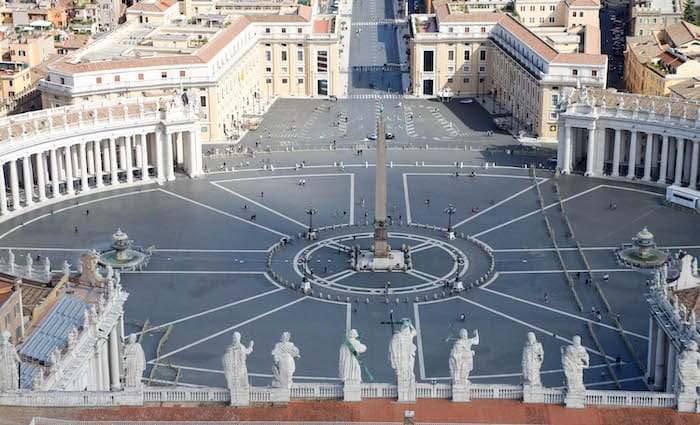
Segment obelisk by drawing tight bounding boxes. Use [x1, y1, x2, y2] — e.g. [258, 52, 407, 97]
[373, 105, 390, 258]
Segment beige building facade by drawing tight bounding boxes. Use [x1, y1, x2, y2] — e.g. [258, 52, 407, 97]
[410, 5, 606, 140]
[39, 0, 340, 142]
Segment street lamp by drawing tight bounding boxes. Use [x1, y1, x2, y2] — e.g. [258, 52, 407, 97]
[305, 205, 318, 234]
[444, 204, 456, 240]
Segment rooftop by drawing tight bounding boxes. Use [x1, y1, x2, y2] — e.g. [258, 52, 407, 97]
[665, 20, 700, 47]
[669, 76, 700, 100]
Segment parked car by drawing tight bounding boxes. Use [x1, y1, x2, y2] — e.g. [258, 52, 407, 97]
[459, 98, 474, 104]
[385, 132, 395, 139]
[367, 133, 377, 140]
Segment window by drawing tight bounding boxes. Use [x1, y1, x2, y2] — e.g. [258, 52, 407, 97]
[60, 77, 65, 84]
[266, 78, 272, 83]
[530, 5, 535, 10]
[282, 27, 287, 33]
[13, 303, 19, 317]
[96, 77, 102, 84]
[281, 66, 288, 73]
[539, 17, 544, 23]
[138, 73, 144, 80]
[463, 77, 470, 83]
[550, 5, 555, 10]
[571, 69, 578, 76]
[161, 71, 167, 79]
[265, 27, 270, 33]
[265, 66, 272, 73]
[480, 26, 486, 33]
[540, 5, 545, 10]
[297, 66, 304, 73]
[282, 78, 288, 83]
[317, 50, 328, 72]
[447, 66, 455, 72]
[297, 50, 303, 61]
[479, 66, 486, 72]
[298, 27, 303, 33]
[448, 27, 454, 32]
[520, 6, 525, 11]
[529, 17, 535, 23]
[114, 75, 120, 82]
[180, 70, 186, 77]
[462, 66, 470, 73]
[297, 78, 304, 84]
[423, 50, 434, 72]
[464, 27, 470, 32]
[591, 70, 597, 77]
[550, 93, 559, 106]
[265, 50, 272, 61]
[200, 96, 206, 107]
[549, 17, 556, 23]
[479, 50, 486, 61]
[652, 18, 657, 24]
[464, 50, 470, 61]
[447, 77, 454, 83]
[572, 11, 577, 17]
[549, 111, 558, 120]
[447, 50, 455, 61]
[281, 51, 288, 61]
[579, 12, 583, 17]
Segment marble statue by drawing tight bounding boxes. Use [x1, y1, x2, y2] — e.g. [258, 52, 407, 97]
[123, 334, 146, 388]
[633, 97, 640, 111]
[62, 260, 71, 277]
[32, 367, 44, 390]
[449, 328, 480, 385]
[80, 250, 108, 287]
[339, 329, 367, 384]
[25, 253, 33, 274]
[271, 331, 300, 389]
[561, 336, 589, 392]
[43, 256, 51, 281]
[522, 332, 544, 386]
[8, 250, 15, 273]
[223, 332, 254, 392]
[677, 340, 700, 396]
[649, 100, 656, 113]
[389, 319, 417, 383]
[665, 101, 672, 117]
[0, 331, 20, 391]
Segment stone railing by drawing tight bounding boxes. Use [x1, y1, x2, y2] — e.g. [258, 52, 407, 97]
[0, 383, 684, 410]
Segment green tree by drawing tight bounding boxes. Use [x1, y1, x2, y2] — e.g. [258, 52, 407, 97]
[684, 0, 699, 25]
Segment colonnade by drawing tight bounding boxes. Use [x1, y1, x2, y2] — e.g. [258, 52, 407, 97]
[0, 129, 201, 217]
[557, 88, 700, 190]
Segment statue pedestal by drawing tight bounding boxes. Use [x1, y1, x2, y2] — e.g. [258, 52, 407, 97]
[523, 384, 545, 404]
[397, 380, 416, 403]
[270, 387, 291, 403]
[230, 388, 250, 407]
[447, 231, 456, 240]
[343, 382, 362, 402]
[451, 382, 471, 402]
[564, 390, 585, 409]
[676, 393, 700, 412]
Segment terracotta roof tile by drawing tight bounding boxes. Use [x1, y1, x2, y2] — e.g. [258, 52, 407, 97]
[665, 20, 700, 47]
[497, 13, 558, 61]
[568, 0, 600, 7]
[313, 19, 331, 34]
[552, 52, 607, 65]
[129, 0, 177, 13]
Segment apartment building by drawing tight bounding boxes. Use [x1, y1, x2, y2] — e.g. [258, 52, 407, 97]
[0, 62, 32, 100]
[40, 0, 340, 142]
[410, 3, 607, 140]
[629, 0, 682, 37]
[624, 21, 700, 96]
[9, 34, 54, 68]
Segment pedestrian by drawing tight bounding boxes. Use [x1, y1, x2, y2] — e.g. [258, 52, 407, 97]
[460, 313, 466, 321]
[74, 225, 79, 233]
[591, 306, 596, 315]
[425, 199, 430, 205]
[260, 191, 264, 198]
[615, 355, 621, 366]
[576, 271, 581, 280]
[616, 313, 621, 322]
[544, 292, 549, 303]
[243, 204, 248, 210]
[86, 209, 89, 216]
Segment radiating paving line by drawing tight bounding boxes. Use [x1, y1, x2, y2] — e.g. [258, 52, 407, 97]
[403, 173, 412, 224]
[480, 287, 647, 340]
[153, 297, 308, 362]
[120, 270, 266, 275]
[413, 303, 426, 380]
[456, 296, 617, 362]
[137, 287, 285, 335]
[497, 269, 636, 274]
[453, 178, 549, 229]
[211, 182, 306, 229]
[158, 189, 287, 237]
[0, 188, 159, 240]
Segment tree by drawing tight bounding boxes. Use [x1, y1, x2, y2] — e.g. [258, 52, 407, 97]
[684, 0, 699, 25]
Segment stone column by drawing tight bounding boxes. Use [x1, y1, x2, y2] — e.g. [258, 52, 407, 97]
[689, 141, 699, 190]
[674, 138, 685, 186]
[666, 347, 678, 393]
[155, 131, 165, 182]
[118, 138, 127, 172]
[0, 163, 7, 215]
[94, 141, 104, 188]
[643, 133, 654, 181]
[654, 324, 667, 391]
[87, 143, 95, 175]
[140, 135, 150, 180]
[64, 146, 74, 195]
[36, 152, 46, 201]
[611, 129, 621, 177]
[585, 127, 596, 176]
[9, 159, 20, 209]
[646, 318, 657, 384]
[658, 135, 669, 184]
[627, 131, 637, 179]
[94, 346, 104, 390]
[134, 135, 143, 169]
[109, 138, 118, 184]
[561, 125, 572, 174]
[165, 133, 175, 181]
[108, 329, 121, 390]
[193, 130, 203, 176]
[176, 131, 184, 167]
[100, 339, 110, 391]
[79, 142, 89, 191]
[50, 149, 59, 197]
[22, 155, 33, 206]
[125, 135, 133, 183]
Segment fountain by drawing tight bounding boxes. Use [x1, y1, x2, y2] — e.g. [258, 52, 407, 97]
[618, 227, 669, 268]
[98, 228, 149, 270]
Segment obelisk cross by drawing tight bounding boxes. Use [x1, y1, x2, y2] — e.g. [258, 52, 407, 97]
[373, 101, 390, 258]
